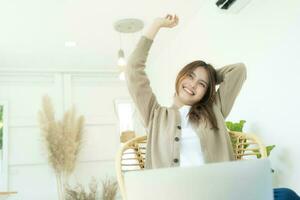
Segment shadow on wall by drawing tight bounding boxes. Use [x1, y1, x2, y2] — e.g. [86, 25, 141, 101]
[247, 122, 294, 188]
[272, 147, 294, 188]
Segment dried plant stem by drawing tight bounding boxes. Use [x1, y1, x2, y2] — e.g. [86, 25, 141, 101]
[39, 95, 85, 200]
[56, 173, 63, 200]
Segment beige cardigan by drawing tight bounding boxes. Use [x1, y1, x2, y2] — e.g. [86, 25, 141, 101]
[125, 36, 247, 169]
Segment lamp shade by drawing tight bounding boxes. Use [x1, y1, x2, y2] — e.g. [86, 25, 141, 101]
[117, 49, 126, 67]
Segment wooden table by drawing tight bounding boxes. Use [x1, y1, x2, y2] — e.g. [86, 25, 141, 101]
[0, 192, 17, 200]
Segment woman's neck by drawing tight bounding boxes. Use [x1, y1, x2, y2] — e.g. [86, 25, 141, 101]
[173, 94, 185, 109]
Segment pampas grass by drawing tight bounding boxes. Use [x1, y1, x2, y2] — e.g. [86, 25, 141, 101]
[65, 177, 118, 200]
[102, 178, 118, 200]
[38, 95, 85, 200]
[65, 178, 98, 200]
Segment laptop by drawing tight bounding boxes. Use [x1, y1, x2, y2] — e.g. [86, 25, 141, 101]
[124, 159, 273, 200]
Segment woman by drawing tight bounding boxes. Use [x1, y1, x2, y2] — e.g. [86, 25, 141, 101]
[125, 14, 299, 200]
[126, 14, 245, 169]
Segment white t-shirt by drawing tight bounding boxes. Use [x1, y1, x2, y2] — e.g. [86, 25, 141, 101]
[178, 105, 204, 167]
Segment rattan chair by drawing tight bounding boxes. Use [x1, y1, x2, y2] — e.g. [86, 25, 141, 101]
[229, 131, 267, 160]
[115, 131, 267, 200]
[115, 135, 147, 200]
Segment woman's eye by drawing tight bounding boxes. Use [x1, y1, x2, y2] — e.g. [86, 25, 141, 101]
[188, 74, 193, 79]
[199, 82, 206, 88]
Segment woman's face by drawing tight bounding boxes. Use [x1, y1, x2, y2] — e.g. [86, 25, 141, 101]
[177, 67, 209, 106]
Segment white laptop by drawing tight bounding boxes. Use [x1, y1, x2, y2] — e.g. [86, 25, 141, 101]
[124, 159, 273, 200]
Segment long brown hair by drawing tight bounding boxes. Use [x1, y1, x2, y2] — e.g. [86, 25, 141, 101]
[175, 60, 219, 130]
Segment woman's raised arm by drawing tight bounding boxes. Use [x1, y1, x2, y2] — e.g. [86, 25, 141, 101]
[125, 14, 179, 129]
[215, 63, 247, 119]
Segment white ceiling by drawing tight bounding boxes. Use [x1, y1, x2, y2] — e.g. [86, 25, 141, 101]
[0, 0, 203, 70]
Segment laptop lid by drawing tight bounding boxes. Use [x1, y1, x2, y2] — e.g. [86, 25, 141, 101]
[124, 159, 273, 200]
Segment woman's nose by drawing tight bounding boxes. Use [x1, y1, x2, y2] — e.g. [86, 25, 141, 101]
[190, 80, 197, 88]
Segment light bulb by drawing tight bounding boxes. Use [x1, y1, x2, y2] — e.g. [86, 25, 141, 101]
[118, 57, 127, 67]
[119, 72, 125, 81]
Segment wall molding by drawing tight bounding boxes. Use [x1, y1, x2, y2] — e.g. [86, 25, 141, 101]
[0, 67, 120, 73]
[9, 115, 117, 128]
[9, 159, 115, 168]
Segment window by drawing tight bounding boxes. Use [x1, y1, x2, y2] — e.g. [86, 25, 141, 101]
[114, 99, 134, 135]
[0, 102, 8, 190]
[0, 105, 3, 153]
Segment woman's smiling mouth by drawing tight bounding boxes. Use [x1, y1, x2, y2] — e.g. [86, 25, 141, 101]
[183, 86, 195, 95]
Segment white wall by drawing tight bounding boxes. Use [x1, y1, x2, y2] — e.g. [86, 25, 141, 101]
[0, 69, 130, 199]
[147, 0, 300, 193]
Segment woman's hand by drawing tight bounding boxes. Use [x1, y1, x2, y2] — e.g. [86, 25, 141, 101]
[144, 14, 179, 40]
[154, 14, 179, 29]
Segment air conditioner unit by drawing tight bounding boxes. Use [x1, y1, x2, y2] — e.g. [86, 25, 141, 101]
[216, 0, 252, 13]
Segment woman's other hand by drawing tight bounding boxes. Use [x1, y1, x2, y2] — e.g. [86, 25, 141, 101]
[144, 14, 179, 40]
[154, 14, 179, 28]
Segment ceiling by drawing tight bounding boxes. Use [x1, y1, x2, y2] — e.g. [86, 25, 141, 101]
[0, 0, 203, 71]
